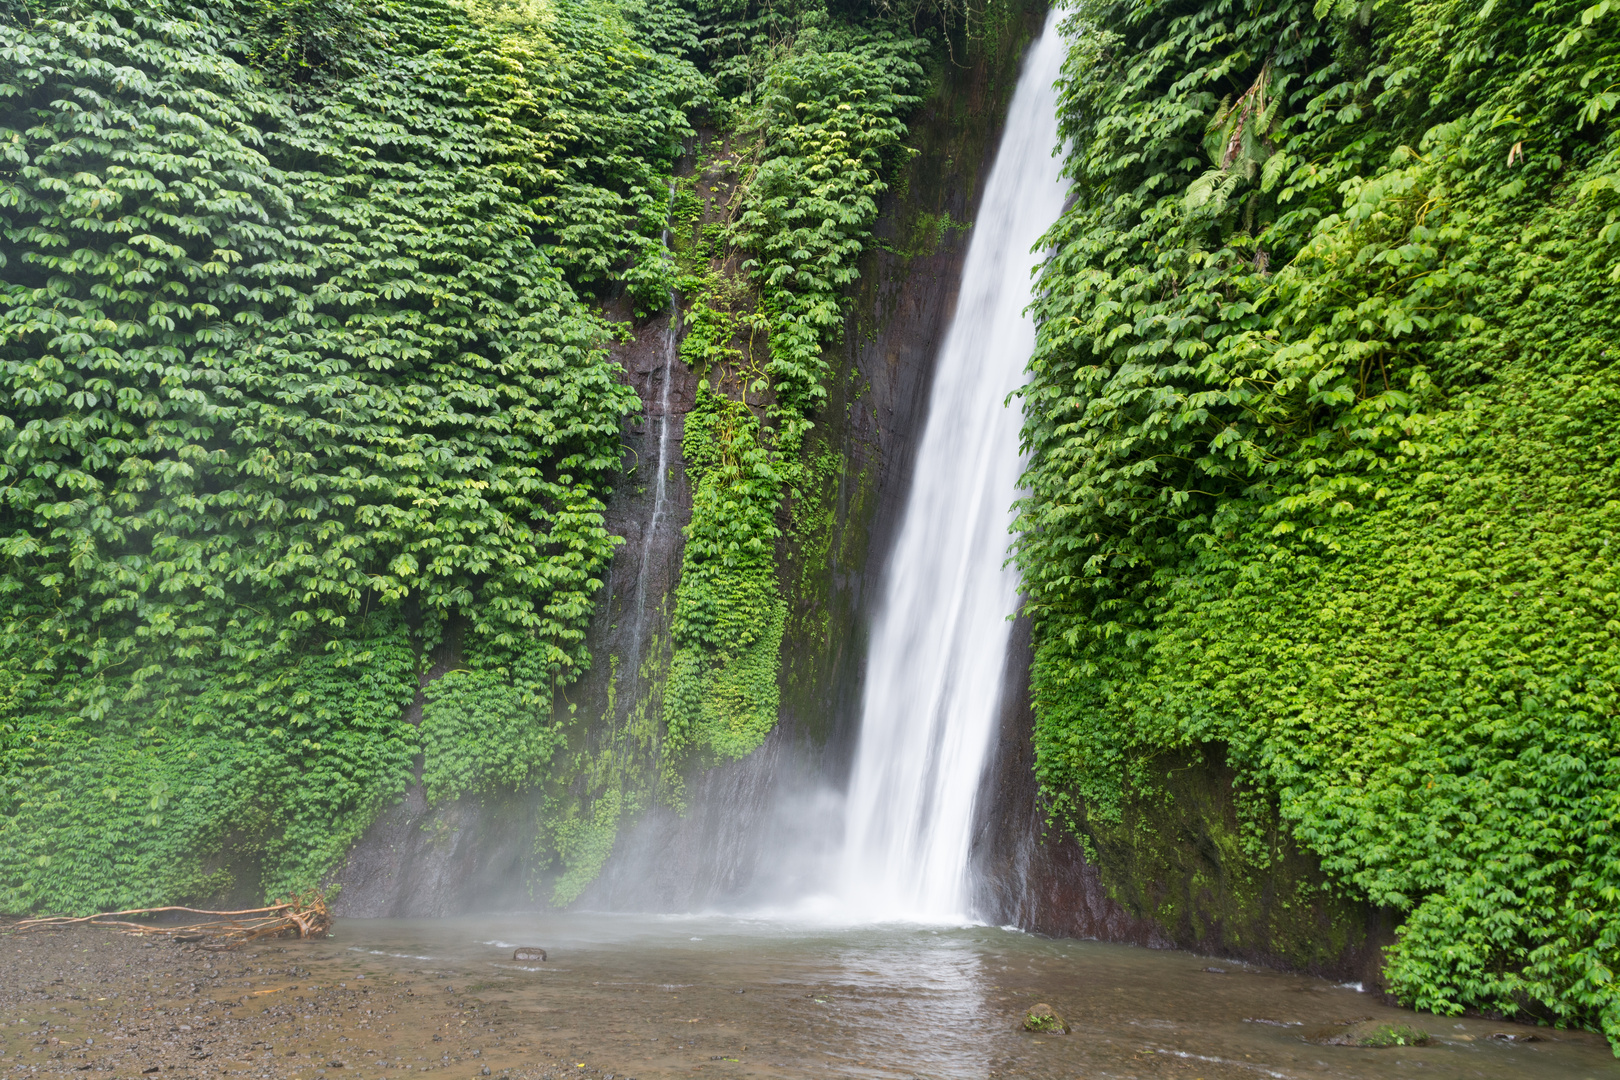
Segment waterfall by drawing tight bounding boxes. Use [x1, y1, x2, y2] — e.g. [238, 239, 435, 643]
[632, 309, 678, 631]
[629, 192, 682, 676]
[836, 10, 1069, 922]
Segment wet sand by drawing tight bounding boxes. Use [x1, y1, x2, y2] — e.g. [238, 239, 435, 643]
[3, 918, 1614, 1080]
[1, 926, 571, 1080]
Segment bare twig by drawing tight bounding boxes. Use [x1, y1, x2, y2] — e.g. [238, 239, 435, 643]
[8, 892, 331, 949]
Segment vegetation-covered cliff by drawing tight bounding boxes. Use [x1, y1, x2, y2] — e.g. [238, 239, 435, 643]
[0, 0, 967, 907]
[4, 0, 1618, 1053]
[1016, 0, 1620, 1046]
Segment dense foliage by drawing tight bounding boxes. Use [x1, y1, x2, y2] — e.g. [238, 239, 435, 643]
[660, 1, 927, 761]
[1018, 0, 1620, 1046]
[0, 0, 952, 908]
[0, 0, 697, 908]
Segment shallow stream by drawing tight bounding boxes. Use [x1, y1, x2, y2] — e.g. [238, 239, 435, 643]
[323, 915, 1616, 1080]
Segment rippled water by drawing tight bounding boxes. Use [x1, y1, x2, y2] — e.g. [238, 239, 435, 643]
[321, 915, 1616, 1080]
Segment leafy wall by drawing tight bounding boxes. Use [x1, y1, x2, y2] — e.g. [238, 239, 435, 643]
[1017, 0, 1620, 1047]
[658, 10, 930, 768]
[0, 0, 1012, 912]
[0, 0, 693, 910]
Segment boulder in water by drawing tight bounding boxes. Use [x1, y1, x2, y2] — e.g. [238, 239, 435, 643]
[1306, 1020, 1429, 1047]
[1022, 1004, 1069, 1034]
[512, 947, 547, 962]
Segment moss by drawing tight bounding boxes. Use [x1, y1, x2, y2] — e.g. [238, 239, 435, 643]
[666, 599, 788, 762]
[548, 787, 624, 907]
[1357, 1024, 1430, 1048]
[537, 610, 670, 902]
[1022, 1004, 1069, 1033]
[1310, 1021, 1431, 1048]
[1076, 747, 1375, 972]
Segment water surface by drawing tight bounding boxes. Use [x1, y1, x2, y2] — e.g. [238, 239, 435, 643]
[324, 914, 1616, 1080]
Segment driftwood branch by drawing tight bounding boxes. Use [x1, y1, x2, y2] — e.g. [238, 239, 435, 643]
[8, 892, 331, 949]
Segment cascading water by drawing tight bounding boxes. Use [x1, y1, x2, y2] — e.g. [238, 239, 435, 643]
[836, 10, 1069, 922]
[633, 315, 677, 614]
[629, 196, 682, 675]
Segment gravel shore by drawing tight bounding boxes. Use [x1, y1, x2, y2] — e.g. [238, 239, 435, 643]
[1, 926, 626, 1080]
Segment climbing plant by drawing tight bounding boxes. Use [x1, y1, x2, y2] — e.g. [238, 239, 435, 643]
[0, 0, 699, 910]
[1018, 0, 1620, 1047]
[660, 1, 928, 762]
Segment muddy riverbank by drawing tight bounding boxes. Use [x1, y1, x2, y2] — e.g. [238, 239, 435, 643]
[0, 926, 606, 1080]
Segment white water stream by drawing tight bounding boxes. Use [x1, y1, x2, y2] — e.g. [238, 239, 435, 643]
[629, 196, 682, 676]
[835, 10, 1069, 921]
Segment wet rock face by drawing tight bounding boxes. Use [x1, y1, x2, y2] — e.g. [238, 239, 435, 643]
[969, 619, 1172, 950]
[969, 620, 1395, 984]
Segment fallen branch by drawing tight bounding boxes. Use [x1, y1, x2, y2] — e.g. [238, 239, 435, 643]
[8, 891, 331, 949]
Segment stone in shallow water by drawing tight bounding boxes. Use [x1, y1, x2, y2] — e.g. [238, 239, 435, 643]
[1306, 1020, 1430, 1047]
[512, 947, 547, 962]
[1022, 1004, 1069, 1034]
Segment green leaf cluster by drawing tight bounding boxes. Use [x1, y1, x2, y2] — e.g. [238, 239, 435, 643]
[659, 0, 929, 763]
[1018, 0, 1620, 1046]
[0, 0, 701, 910]
[729, 21, 927, 418]
[420, 645, 565, 804]
[664, 385, 787, 757]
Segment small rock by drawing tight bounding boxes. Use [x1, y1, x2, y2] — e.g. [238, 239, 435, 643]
[1022, 1003, 1069, 1034]
[1488, 1031, 1540, 1042]
[1201, 967, 1227, 974]
[512, 947, 547, 962]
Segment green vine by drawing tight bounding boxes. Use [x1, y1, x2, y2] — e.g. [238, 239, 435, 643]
[1018, 0, 1620, 1047]
[0, 0, 697, 910]
[658, 1, 929, 765]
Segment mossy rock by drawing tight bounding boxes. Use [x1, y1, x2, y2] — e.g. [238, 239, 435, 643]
[1022, 1003, 1069, 1033]
[1308, 1020, 1429, 1047]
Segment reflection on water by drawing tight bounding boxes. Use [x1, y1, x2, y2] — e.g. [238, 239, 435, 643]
[321, 915, 1616, 1080]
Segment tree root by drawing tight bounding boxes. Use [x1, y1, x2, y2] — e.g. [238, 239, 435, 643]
[7, 892, 331, 949]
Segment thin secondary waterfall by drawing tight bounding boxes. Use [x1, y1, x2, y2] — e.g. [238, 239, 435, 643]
[633, 310, 678, 623]
[836, 10, 1069, 922]
[629, 192, 682, 675]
